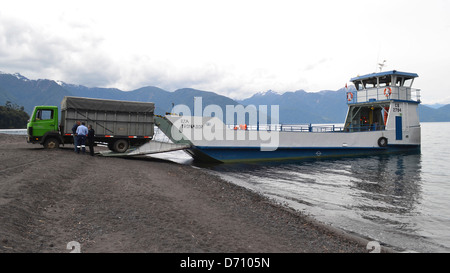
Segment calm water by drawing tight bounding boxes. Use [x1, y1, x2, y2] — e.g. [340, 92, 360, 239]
[3, 123, 449, 252]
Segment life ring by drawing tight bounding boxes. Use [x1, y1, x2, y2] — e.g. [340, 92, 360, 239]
[384, 87, 392, 97]
[347, 92, 353, 101]
[378, 137, 388, 147]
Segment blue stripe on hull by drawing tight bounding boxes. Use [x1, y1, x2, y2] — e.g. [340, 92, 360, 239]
[188, 145, 421, 163]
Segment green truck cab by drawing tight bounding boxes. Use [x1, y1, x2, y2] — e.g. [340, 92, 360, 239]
[27, 106, 61, 148]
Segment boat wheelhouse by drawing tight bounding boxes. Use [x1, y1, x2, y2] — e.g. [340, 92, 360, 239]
[345, 71, 421, 141]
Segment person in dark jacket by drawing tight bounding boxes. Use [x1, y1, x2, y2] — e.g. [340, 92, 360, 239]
[87, 125, 95, 156]
[72, 121, 80, 152]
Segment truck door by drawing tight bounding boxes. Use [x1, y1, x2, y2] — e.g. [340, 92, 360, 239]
[32, 108, 57, 137]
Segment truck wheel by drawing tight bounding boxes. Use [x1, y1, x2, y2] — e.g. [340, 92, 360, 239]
[112, 139, 129, 153]
[44, 137, 60, 149]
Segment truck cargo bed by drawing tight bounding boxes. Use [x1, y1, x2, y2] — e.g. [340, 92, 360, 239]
[60, 96, 155, 139]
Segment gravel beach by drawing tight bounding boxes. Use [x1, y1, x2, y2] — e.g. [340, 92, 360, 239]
[0, 134, 379, 253]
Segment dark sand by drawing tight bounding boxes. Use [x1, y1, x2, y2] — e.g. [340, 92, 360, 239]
[0, 134, 384, 253]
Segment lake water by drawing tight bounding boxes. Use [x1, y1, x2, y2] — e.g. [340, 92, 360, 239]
[3, 122, 449, 252]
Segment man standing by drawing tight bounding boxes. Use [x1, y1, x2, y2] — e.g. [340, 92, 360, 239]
[76, 122, 88, 154]
[87, 125, 95, 156]
[72, 121, 80, 152]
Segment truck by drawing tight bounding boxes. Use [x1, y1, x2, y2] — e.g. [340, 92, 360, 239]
[27, 96, 155, 153]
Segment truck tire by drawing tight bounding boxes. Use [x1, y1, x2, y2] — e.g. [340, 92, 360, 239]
[44, 137, 60, 149]
[112, 139, 129, 153]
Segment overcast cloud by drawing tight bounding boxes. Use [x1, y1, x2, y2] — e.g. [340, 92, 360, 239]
[1, 0, 450, 103]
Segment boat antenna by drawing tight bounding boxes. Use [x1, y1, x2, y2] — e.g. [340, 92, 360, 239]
[378, 60, 387, 72]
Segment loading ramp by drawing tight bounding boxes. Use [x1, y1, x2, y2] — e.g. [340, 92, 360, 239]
[99, 140, 190, 157]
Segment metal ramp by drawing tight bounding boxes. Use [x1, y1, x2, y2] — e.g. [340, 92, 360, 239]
[99, 140, 190, 157]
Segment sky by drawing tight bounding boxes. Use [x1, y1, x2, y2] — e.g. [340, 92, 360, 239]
[1, 0, 450, 104]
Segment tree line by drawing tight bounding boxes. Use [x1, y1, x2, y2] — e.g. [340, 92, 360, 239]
[0, 101, 30, 129]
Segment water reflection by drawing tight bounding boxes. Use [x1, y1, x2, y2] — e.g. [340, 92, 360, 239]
[200, 153, 448, 252]
[349, 154, 422, 215]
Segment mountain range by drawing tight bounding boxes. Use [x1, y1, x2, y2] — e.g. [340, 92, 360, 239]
[1, 71, 449, 124]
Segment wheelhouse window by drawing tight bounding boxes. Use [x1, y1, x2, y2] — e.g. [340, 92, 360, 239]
[403, 78, 413, 87]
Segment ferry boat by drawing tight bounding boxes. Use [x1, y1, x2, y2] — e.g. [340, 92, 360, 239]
[155, 70, 421, 163]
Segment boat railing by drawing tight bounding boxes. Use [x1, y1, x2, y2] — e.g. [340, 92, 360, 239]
[227, 123, 386, 133]
[347, 86, 421, 104]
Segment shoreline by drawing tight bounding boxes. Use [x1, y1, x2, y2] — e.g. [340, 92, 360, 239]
[0, 134, 393, 253]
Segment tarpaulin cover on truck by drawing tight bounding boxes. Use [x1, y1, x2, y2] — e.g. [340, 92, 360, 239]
[61, 96, 155, 113]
